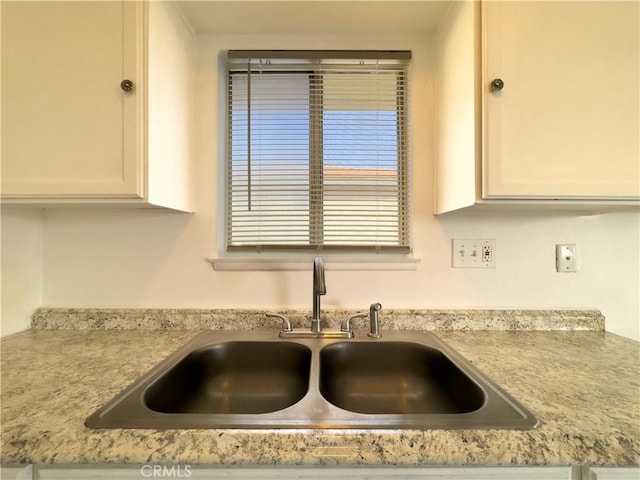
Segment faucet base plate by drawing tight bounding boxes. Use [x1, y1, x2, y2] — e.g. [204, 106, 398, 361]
[279, 329, 354, 339]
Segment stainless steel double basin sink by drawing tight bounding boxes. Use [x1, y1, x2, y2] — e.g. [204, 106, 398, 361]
[86, 330, 539, 429]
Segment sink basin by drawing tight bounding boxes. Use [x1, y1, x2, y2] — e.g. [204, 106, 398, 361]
[144, 342, 311, 414]
[320, 342, 485, 415]
[86, 330, 539, 430]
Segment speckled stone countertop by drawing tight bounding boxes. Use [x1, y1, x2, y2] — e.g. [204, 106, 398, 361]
[31, 307, 605, 332]
[1, 310, 638, 467]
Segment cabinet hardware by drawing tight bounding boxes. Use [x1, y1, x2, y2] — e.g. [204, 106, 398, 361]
[490, 78, 504, 92]
[120, 79, 134, 92]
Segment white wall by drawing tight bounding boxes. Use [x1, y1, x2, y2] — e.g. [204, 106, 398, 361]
[1, 206, 44, 336]
[36, 32, 640, 341]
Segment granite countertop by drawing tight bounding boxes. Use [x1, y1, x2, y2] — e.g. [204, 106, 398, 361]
[1, 312, 639, 467]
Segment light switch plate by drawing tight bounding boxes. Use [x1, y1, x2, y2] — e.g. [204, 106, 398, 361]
[556, 244, 577, 272]
[452, 239, 496, 268]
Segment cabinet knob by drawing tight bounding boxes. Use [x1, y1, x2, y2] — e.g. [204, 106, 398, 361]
[120, 79, 135, 92]
[490, 78, 504, 92]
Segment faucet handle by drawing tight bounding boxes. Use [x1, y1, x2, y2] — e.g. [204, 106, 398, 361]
[340, 311, 368, 334]
[265, 312, 293, 332]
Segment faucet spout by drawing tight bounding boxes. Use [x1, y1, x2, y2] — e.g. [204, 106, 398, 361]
[313, 256, 326, 295]
[311, 256, 326, 332]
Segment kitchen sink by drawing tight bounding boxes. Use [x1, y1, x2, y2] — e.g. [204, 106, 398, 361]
[86, 330, 539, 429]
[144, 341, 311, 414]
[319, 342, 485, 415]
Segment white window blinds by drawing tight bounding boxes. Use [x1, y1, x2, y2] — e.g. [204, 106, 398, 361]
[227, 50, 411, 253]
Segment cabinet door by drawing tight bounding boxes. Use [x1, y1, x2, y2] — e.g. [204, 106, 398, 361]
[0, 465, 32, 480]
[483, 1, 639, 199]
[584, 466, 640, 480]
[1, 1, 143, 198]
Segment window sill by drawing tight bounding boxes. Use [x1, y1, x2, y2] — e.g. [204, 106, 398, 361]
[207, 256, 421, 271]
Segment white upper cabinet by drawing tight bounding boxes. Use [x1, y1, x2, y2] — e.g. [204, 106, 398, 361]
[1, 1, 194, 211]
[483, 0, 639, 200]
[435, 1, 640, 213]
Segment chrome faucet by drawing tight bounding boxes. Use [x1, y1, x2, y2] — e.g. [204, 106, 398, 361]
[266, 257, 382, 339]
[311, 256, 326, 332]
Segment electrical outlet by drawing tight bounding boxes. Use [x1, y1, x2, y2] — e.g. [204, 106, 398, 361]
[452, 239, 496, 268]
[556, 244, 577, 272]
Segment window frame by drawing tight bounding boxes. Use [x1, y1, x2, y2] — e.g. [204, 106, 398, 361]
[225, 50, 411, 255]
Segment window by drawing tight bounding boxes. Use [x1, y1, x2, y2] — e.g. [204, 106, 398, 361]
[226, 50, 411, 253]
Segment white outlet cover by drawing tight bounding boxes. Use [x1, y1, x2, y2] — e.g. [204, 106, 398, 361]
[452, 239, 497, 268]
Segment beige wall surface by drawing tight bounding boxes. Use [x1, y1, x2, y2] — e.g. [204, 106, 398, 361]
[1, 207, 44, 336]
